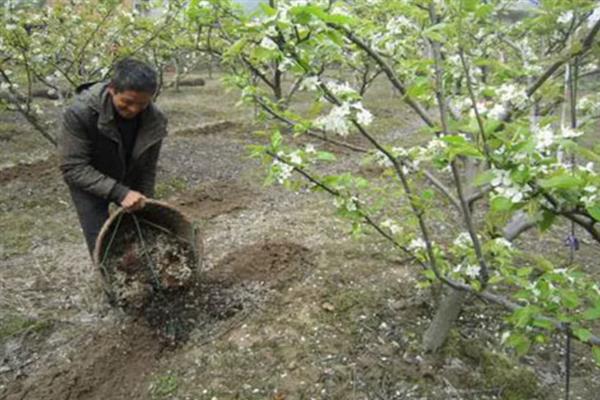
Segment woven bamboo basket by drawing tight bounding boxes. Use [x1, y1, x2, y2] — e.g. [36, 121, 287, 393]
[92, 200, 203, 302]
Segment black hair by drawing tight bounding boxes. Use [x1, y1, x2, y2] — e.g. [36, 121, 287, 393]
[109, 58, 157, 94]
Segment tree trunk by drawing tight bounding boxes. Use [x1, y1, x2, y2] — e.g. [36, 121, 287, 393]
[423, 288, 467, 352]
[421, 160, 534, 352]
[174, 57, 181, 92]
[422, 211, 533, 352]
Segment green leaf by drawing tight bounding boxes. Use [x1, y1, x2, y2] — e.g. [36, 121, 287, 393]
[259, 3, 277, 16]
[407, 77, 430, 98]
[532, 318, 553, 330]
[516, 267, 533, 277]
[491, 196, 512, 212]
[316, 151, 336, 161]
[560, 290, 581, 309]
[508, 333, 531, 355]
[247, 144, 266, 159]
[270, 131, 282, 150]
[474, 170, 495, 186]
[574, 328, 593, 343]
[586, 205, 600, 222]
[441, 135, 483, 160]
[461, 0, 478, 12]
[513, 306, 535, 328]
[539, 175, 583, 190]
[321, 12, 353, 26]
[538, 210, 556, 232]
[422, 269, 436, 281]
[421, 189, 434, 201]
[593, 347, 600, 366]
[475, 4, 494, 18]
[484, 119, 502, 135]
[582, 304, 600, 320]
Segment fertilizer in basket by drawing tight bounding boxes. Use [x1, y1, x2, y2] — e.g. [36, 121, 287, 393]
[99, 213, 198, 312]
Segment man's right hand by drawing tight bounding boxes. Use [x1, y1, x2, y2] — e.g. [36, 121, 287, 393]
[120, 190, 146, 212]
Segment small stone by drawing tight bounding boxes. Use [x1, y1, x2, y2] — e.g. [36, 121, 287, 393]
[321, 302, 335, 312]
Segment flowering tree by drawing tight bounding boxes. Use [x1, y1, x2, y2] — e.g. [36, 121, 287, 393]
[205, 0, 600, 364]
[0, 0, 194, 146]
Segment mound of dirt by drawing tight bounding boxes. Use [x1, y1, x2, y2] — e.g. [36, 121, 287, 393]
[3, 323, 162, 400]
[0, 156, 57, 184]
[173, 182, 254, 219]
[172, 120, 239, 136]
[208, 241, 313, 288]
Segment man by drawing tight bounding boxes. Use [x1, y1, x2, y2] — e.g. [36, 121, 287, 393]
[60, 58, 168, 256]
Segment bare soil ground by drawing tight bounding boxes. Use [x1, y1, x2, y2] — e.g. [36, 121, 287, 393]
[1, 74, 599, 400]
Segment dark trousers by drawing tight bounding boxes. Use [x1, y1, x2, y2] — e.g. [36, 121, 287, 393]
[68, 186, 110, 257]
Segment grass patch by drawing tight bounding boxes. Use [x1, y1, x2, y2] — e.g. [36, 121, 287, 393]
[155, 177, 188, 200]
[0, 209, 79, 258]
[0, 314, 53, 340]
[149, 373, 179, 399]
[441, 332, 544, 399]
[0, 119, 54, 167]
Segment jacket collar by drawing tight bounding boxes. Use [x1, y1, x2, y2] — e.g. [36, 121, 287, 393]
[84, 82, 167, 159]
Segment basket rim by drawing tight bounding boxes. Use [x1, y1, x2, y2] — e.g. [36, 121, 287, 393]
[92, 199, 197, 267]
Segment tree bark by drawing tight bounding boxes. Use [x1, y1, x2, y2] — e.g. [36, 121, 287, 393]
[423, 289, 467, 352]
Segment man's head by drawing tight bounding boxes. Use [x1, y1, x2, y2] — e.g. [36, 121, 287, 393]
[108, 58, 157, 119]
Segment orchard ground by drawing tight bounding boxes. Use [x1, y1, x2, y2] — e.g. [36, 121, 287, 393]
[1, 72, 599, 400]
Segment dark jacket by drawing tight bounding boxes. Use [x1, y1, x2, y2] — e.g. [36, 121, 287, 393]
[59, 82, 168, 203]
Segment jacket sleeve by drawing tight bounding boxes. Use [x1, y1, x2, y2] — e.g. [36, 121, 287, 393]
[131, 140, 162, 198]
[59, 107, 128, 203]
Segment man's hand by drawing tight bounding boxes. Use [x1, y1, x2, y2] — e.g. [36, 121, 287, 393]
[120, 190, 146, 212]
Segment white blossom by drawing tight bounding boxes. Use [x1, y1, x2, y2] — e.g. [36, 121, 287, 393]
[391, 146, 408, 157]
[278, 57, 295, 72]
[375, 150, 393, 167]
[533, 124, 555, 151]
[465, 264, 481, 279]
[579, 162, 595, 173]
[317, 102, 351, 136]
[488, 103, 507, 120]
[300, 76, 320, 92]
[496, 83, 528, 107]
[328, 81, 356, 97]
[561, 127, 583, 139]
[495, 185, 525, 203]
[453, 232, 472, 248]
[272, 159, 293, 184]
[354, 102, 373, 126]
[408, 238, 427, 251]
[260, 37, 279, 51]
[527, 282, 541, 298]
[491, 169, 530, 203]
[381, 219, 401, 235]
[491, 169, 512, 187]
[493, 237, 513, 249]
[557, 11, 573, 25]
[346, 197, 358, 212]
[289, 150, 302, 165]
